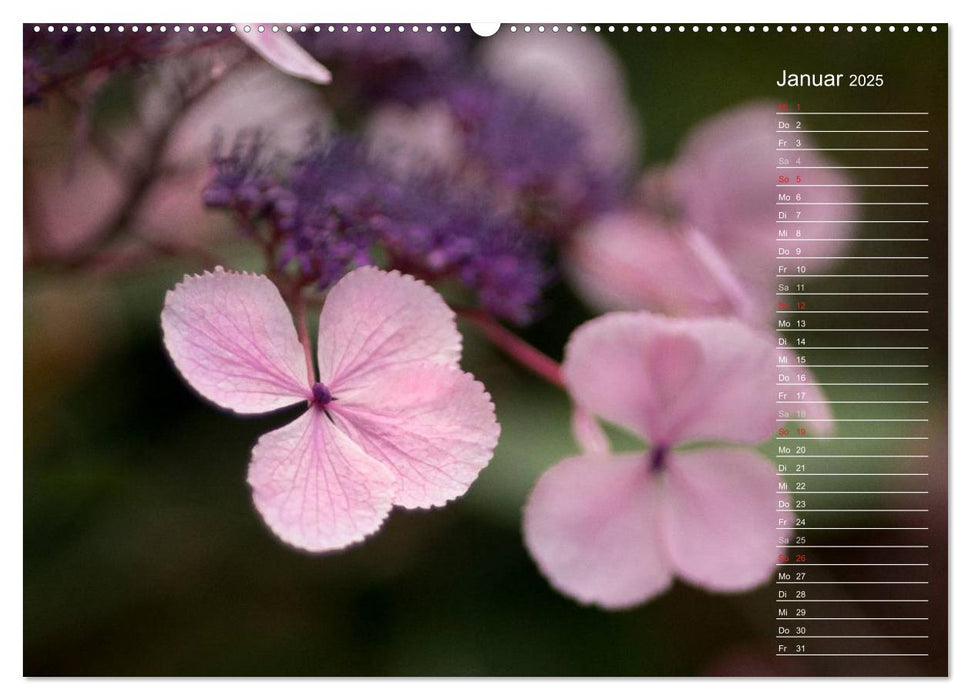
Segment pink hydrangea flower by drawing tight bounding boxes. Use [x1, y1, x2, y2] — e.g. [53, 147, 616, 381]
[524, 312, 781, 609]
[161, 266, 499, 552]
[565, 102, 842, 436]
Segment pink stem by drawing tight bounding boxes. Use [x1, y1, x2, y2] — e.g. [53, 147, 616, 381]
[457, 308, 564, 388]
[292, 293, 316, 387]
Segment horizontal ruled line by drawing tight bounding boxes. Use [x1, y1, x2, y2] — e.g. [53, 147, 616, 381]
[778, 507, 929, 510]
[775, 383, 928, 387]
[776, 493, 927, 496]
[777, 417, 927, 420]
[776, 166, 928, 169]
[776, 564, 929, 567]
[777, 201, 928, 204]
[775, 455, 928, 458]
[776, 329, 929, 332]
[777, 274, 929, 278]
[784, 477, 931, 482]
[775, 246, 929, 249]
[776, 654, 929, 657]
[775, 130, 928, 133]
[776, 636, 929, 639]
[776, 634, 928, 644]
[777, 184, 928, 187]
[776, 310, 928, 313]
[776, 365, 929, 368]
[775, 254, 930, 260]
[777, 545, 928, 549]
[777, 474, 928, 478]
[782, 222, 933, 227]
[776, 582, 929, 585]
[775, 618, 928, 621]
[775, 293, 928, 296]
[781, 348, 929, 351]
[775, 111, 929, 115]
[776, 149, 928, 152]
[776, 436, 927, 440]
[776, 238, 929, 241]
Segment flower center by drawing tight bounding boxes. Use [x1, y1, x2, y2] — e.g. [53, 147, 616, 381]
[311, 382, 333, 408]
[649, 444, 669, 473]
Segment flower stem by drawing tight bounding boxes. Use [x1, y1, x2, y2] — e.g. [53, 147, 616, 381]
[292, 292, 316, 387]
[457, 308, 564, 388]
[682, 226, 754, 322]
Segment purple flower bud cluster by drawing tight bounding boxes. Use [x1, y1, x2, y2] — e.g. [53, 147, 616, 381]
[202, 133, 275, 214]
[203, 33, 630, 324]
[204, 134, 551, 323]
[444, 78, 624, 239]
[290, 35, 624, 239]
[273, 137, 382, 287]
[380, 172, 553, 325]
[204, 134, 379, 290]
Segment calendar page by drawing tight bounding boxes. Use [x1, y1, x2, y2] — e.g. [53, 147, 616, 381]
[22, 22, 948, 677]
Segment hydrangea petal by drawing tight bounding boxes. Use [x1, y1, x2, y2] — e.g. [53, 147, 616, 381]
[330, 363, 499, 509]
[235, 26, 332, 85]
[667, 101, 856, 281]
[563, 312, 776, 445]
[248, 408, 396, 552]
[660, 448, 779, 591]
[316, 267, 462, 391]
[665, 317, 778, 445]
[566, 211, 741, 318]
[570, 405, 610, 455]
[161, 268, 308, 413]
[523, 453, 673, 609]
[563, 312, 679, 442]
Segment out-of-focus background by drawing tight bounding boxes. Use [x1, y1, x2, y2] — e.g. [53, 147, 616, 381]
[24, 25, 947, 675]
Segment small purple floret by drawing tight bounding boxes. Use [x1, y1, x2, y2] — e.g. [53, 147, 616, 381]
[649, 445, 669, 473]
[311, 382, 333, 408]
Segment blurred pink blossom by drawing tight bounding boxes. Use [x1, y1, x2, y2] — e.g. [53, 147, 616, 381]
[159, 61, 332, 165]
[161, 266, 499, 552]
[23, 126, 127, 260]
[481, 31, 640, 174]
[142, 61, 332, 248]
[24, 61, 331, 263]
[364, 100, 463, 177]
[567, 101, 857, 325]
[524, 312, 782, 608]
